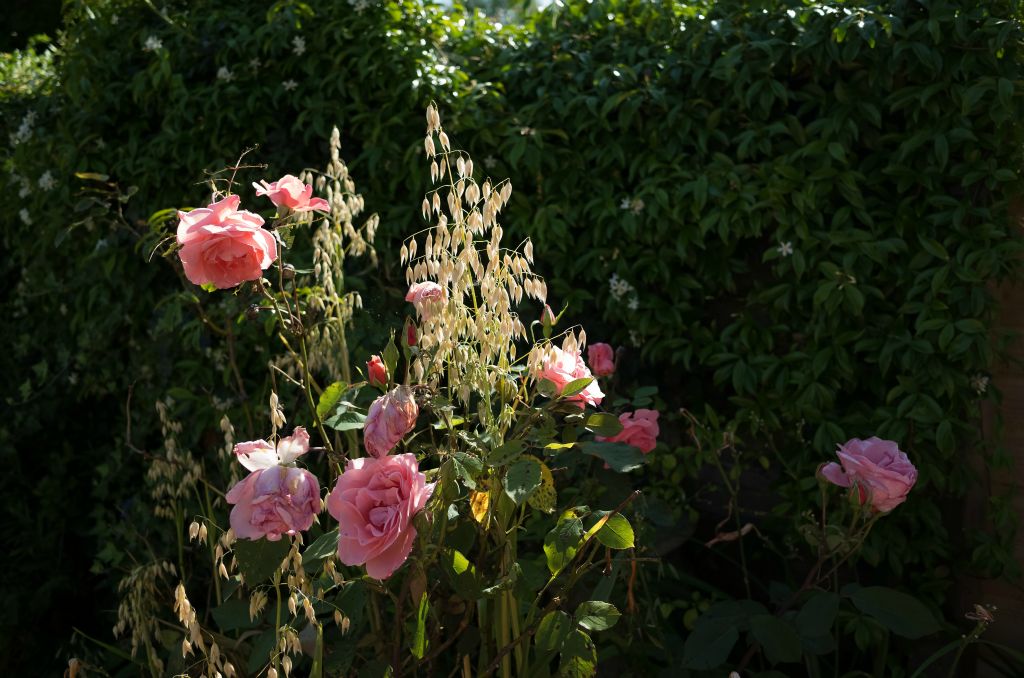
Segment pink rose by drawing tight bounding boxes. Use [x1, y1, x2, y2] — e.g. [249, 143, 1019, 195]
[405, 282, 446, 319]
[821, 437, 917, 513]
[227, 427, 321, 541]
[534, 346, 604, 408]
[252, 175, 330, 213]
[364, 386, 419, 458]
[367, 355, 388, 388]
[587, 343, 616, 377]
[176, 194, 277, 289]
[597, 409, 659, 453]
[326, 453, 434, 579]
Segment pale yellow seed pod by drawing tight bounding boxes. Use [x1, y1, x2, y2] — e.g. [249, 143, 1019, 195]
[439, 131, 450, 151]
[188, 521, 200, 541]
[182, 639, 193, 658]
[268, 669, 278, 678]
[424, 135, 435, 157]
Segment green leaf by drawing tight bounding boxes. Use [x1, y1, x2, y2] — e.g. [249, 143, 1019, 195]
[382, 334, 399, 381]
[574, 601, 620, 631]
[316, 381, 347, 421]
[486, 439, 525, 466]
[505, 457, 542, 504]
[594, 513, 634, 549]
[796, 591, 839, 638]
[578, 441, 645, 472]
[849, 586, 941, 639]
[560, 377, 594, 398]
[682, 619, 739, 670]
[443, 548, 482, 599]
[302, 529, 339, 565]
[545, 512, 584, 574]
[535, 610, 572, 661]
[749, 614, 801, 664]
[211, 599, 259, 632]
[410, 592, 429, 659]
[558, 629, 597, 678]
[232, 537, 291, 584]
[584, 413, 623, 437]
[528, 461, 557, 514]
[324, 409, 367, 431]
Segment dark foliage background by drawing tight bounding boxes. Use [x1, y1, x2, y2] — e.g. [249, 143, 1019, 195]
[2, 0, 1022, 674]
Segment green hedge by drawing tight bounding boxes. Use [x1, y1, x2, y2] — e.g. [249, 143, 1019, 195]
[3, 0, 1022, 672]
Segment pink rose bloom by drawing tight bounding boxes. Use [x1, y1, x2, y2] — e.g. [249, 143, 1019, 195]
[597, 409, 659, 453]
[405, 282, 446, 319]
[534, 346, 604, 408]
[587, 343, 616, 377]
[252, 175, 330, 213]
[326, 453, 434, 579]
[367, 355, 388, 388]
[364, 385, 419, 458]
[176, 194, 277, 289]
[226, 427, 321, 541]
[821, 437, 918, 513]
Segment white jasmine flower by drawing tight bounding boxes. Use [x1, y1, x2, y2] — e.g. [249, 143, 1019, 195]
[110, 14, 118, 25]
[627, 296, 639, 311]
[249, 57, 261, 71]
[282, 79, 298, 91]
[484, 156, 497, 169]
[629, 330, 642, 347]
[971, 374, 990, 395]
[216, 66, 234, 82]
[18, 179, 31, 199]
[143, 35, 163, 52]
[608, 273, 636, 301]
[777, 241, 794, 257]
[629, 198, 645, 214]
[620, 198, 631, 210]
[292, 36, 306, 56]
[519, 127, 535, 137]
[19, 208, 31, 225]
[38, 171, 56, 191]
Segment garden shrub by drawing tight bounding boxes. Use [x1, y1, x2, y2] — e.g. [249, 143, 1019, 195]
[3, 0, 1023, 673]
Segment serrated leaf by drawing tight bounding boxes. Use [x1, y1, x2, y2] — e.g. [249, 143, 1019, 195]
[560, 377, 594, 398]
[574, 601, 620, 631]
[505, 457, 542, 504]
[302, 529, 339, 565]
[233, 537, 291, 584]
[594, 513, 634, 549]
[528, 461, 557, 513]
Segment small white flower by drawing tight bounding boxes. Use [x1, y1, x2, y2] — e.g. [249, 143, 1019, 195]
[110, 14, 119, 25]
[60, 304, 68, 316]
[282, 79, 298, 91]
[249, 57, 261, 71]
[69, 373, 79, 385]
[19, 208, 31, 225]
[627, 297, 639, 311]
[216, 66, 234, 82]
[608, 272, 636, 301]
[777, 241, 794, 257]
[519, 127, 535, 137]
[291, 36, 306, 56]
[143, 35, 163, 52]
[620, 198, 631, 210]
[18, 180, 31, 199]
[629, 330, 642, 347]
[484, 156, 497, 169]
[971, 374, 990, 395]
[38, 171, 56, 191]
[629, 198, 645, 215]
[349, 0, 370, 11]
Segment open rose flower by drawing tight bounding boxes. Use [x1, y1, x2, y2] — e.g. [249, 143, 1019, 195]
[226, 427, 321, 541]
[176, 194, 277, 289]
[587, 343, 616, 377]
[326, 453, 434, 579]
[252, 174, 330, 213]
[364, 385, 419, 458]
[405, 282, 446, 319]
[367, 355, 388, 388]
[534, 346, 604, 408]
[821, 437, 917, 513]
[597, 409, 659, 453]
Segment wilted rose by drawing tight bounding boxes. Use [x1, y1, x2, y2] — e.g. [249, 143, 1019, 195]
[587, 343, 616, 377]
[252, 175, 330, 213]
[363, 386, 419, 458]
[176, 195, 276, 289]
[226, 428, 321, 541]
[326, 453, 434, 579]
[821, 437, 917, 513]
